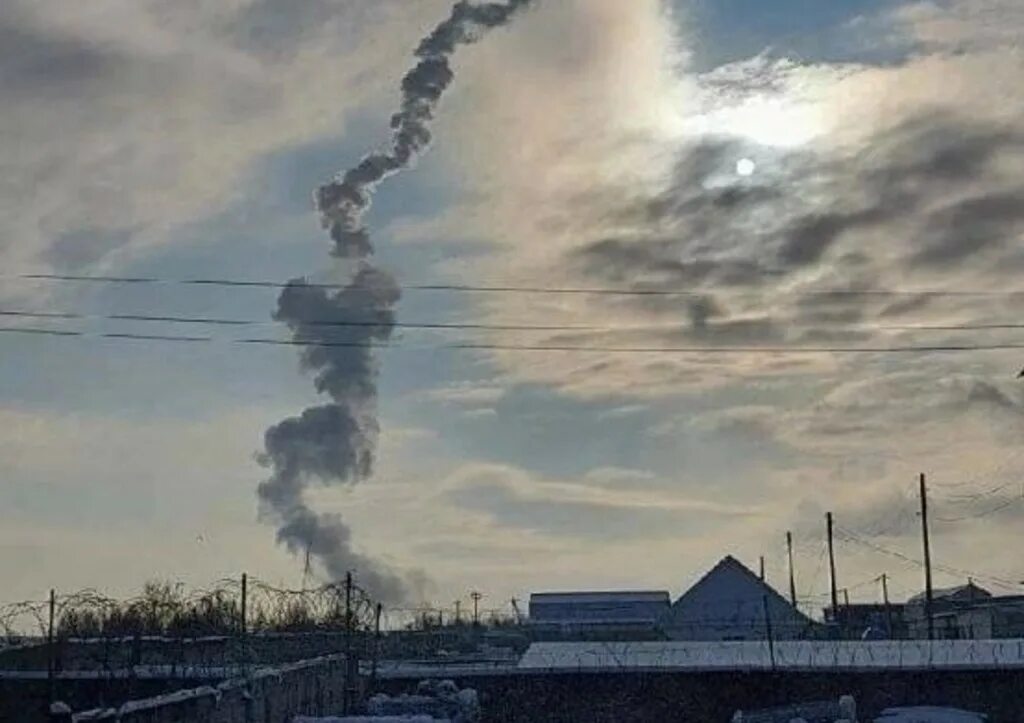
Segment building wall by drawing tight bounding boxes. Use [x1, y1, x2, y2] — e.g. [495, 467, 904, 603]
[528, 594, 669, 625]
[905, 599, 1024, 640]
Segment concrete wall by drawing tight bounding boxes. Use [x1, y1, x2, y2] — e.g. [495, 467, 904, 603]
[69, 655, 353, 723]
[374, 669, 1024, 723]
[0, 634, 363, 673]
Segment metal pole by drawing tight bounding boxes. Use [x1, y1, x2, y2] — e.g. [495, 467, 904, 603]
[787, 531, 798, 608]
[920, 473, 934, 641]
[759, 556, 766, 582]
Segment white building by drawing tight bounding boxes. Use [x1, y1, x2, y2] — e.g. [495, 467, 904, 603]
[662, 556, 814, 641]
[905, 582, 1024, 639]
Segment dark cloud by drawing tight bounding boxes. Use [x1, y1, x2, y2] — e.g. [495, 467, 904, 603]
[0, 21, 126, 97]
[913, 192, 1024, 267]
[44, 228, 136, 272]
[564, 113, 1024, 354]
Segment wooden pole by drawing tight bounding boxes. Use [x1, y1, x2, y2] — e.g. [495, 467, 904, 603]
[920, 473, 934, 641]
[881, 573, 893, 638]
[827, 512, 839, 621]
[240, 573, 247, 636]
[47, 589, 56, 706]
[786, 532, 798, 608]
[371, 603, 382, 688]
[343, 572, 353, 714]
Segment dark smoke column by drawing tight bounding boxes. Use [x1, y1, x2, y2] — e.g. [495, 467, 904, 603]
[258, 1, 536, 603]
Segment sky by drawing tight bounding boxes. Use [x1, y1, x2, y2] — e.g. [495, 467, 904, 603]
[3, 0, 1024, 620]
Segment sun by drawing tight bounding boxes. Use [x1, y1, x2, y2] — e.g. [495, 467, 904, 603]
[736, 158, 757, 177]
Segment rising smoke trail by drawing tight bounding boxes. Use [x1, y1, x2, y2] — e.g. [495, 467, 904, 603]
[259, 1, 535, 603]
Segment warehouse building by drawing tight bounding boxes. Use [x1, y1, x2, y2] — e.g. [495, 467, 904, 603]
[528, 590, 670, 640]
[662, 556, 815, 641]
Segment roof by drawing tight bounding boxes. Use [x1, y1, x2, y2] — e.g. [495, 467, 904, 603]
[530, 591, 669, 605]
[907, 583, 992, 605]
[671, 556, 809, 618]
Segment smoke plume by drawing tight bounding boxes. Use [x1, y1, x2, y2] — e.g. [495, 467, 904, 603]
[259, 1, 535, 602]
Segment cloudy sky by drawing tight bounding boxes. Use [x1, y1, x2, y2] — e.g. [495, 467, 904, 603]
[3, 0, 1024, 616]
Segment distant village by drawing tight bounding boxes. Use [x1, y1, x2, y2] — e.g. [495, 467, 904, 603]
[523, 555, 1024, 643]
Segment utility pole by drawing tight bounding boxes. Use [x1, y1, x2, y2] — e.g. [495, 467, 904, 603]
[920, 473, 934, 641]
[881, 573, 893, 638]
[47, 589, 56, 707]
[371, 603, 382, 688]
[454, 600, 462, 626]
[470, 591, 483, 627]
[510, 598, 523, 625]
[240, 573, 248, 635]
[786, 531, 797, 608]
[827, 512, 839, 622]
[240, 573, 248, 673]
[343, 571, 353, 715]
[759, 556, 766, 582]
[843, 588, 850, 608]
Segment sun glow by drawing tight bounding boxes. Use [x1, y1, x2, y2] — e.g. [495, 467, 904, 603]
[688, 95, 824, 149]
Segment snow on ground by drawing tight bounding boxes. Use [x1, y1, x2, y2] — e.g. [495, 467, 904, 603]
[293, 718, 444, 722]
[874, 707, 987, 723]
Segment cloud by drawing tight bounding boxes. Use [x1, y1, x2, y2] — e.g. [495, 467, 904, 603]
[440, 463, 756, 542]
[418, 382, 507, 409]
[0, 0, 453, 283]
[388, 0, 1024, 401]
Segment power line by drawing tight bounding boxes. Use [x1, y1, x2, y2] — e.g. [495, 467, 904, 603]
[7, 325, 1024, 356]
[834, 525, 1020, 591]
[927, 448, 1024, 491]
[932, 496, 1024, 524]
[7, 307, 1024, 337]
[0, 309, 600, 333]
[12, 272, 1024, 299]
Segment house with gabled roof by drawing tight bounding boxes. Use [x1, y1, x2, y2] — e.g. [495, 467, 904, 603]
[661, 555, 816, 641]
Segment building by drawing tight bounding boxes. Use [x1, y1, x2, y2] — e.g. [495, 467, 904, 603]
[527, 590, 670, 640]
[662, 556, 815, 641]
[904, 582, 1024, 639]
[823, 603, 908, 640]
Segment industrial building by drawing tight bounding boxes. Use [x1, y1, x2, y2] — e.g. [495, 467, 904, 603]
[528, 590, 670, 640]
[661, 556, 814, 641]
